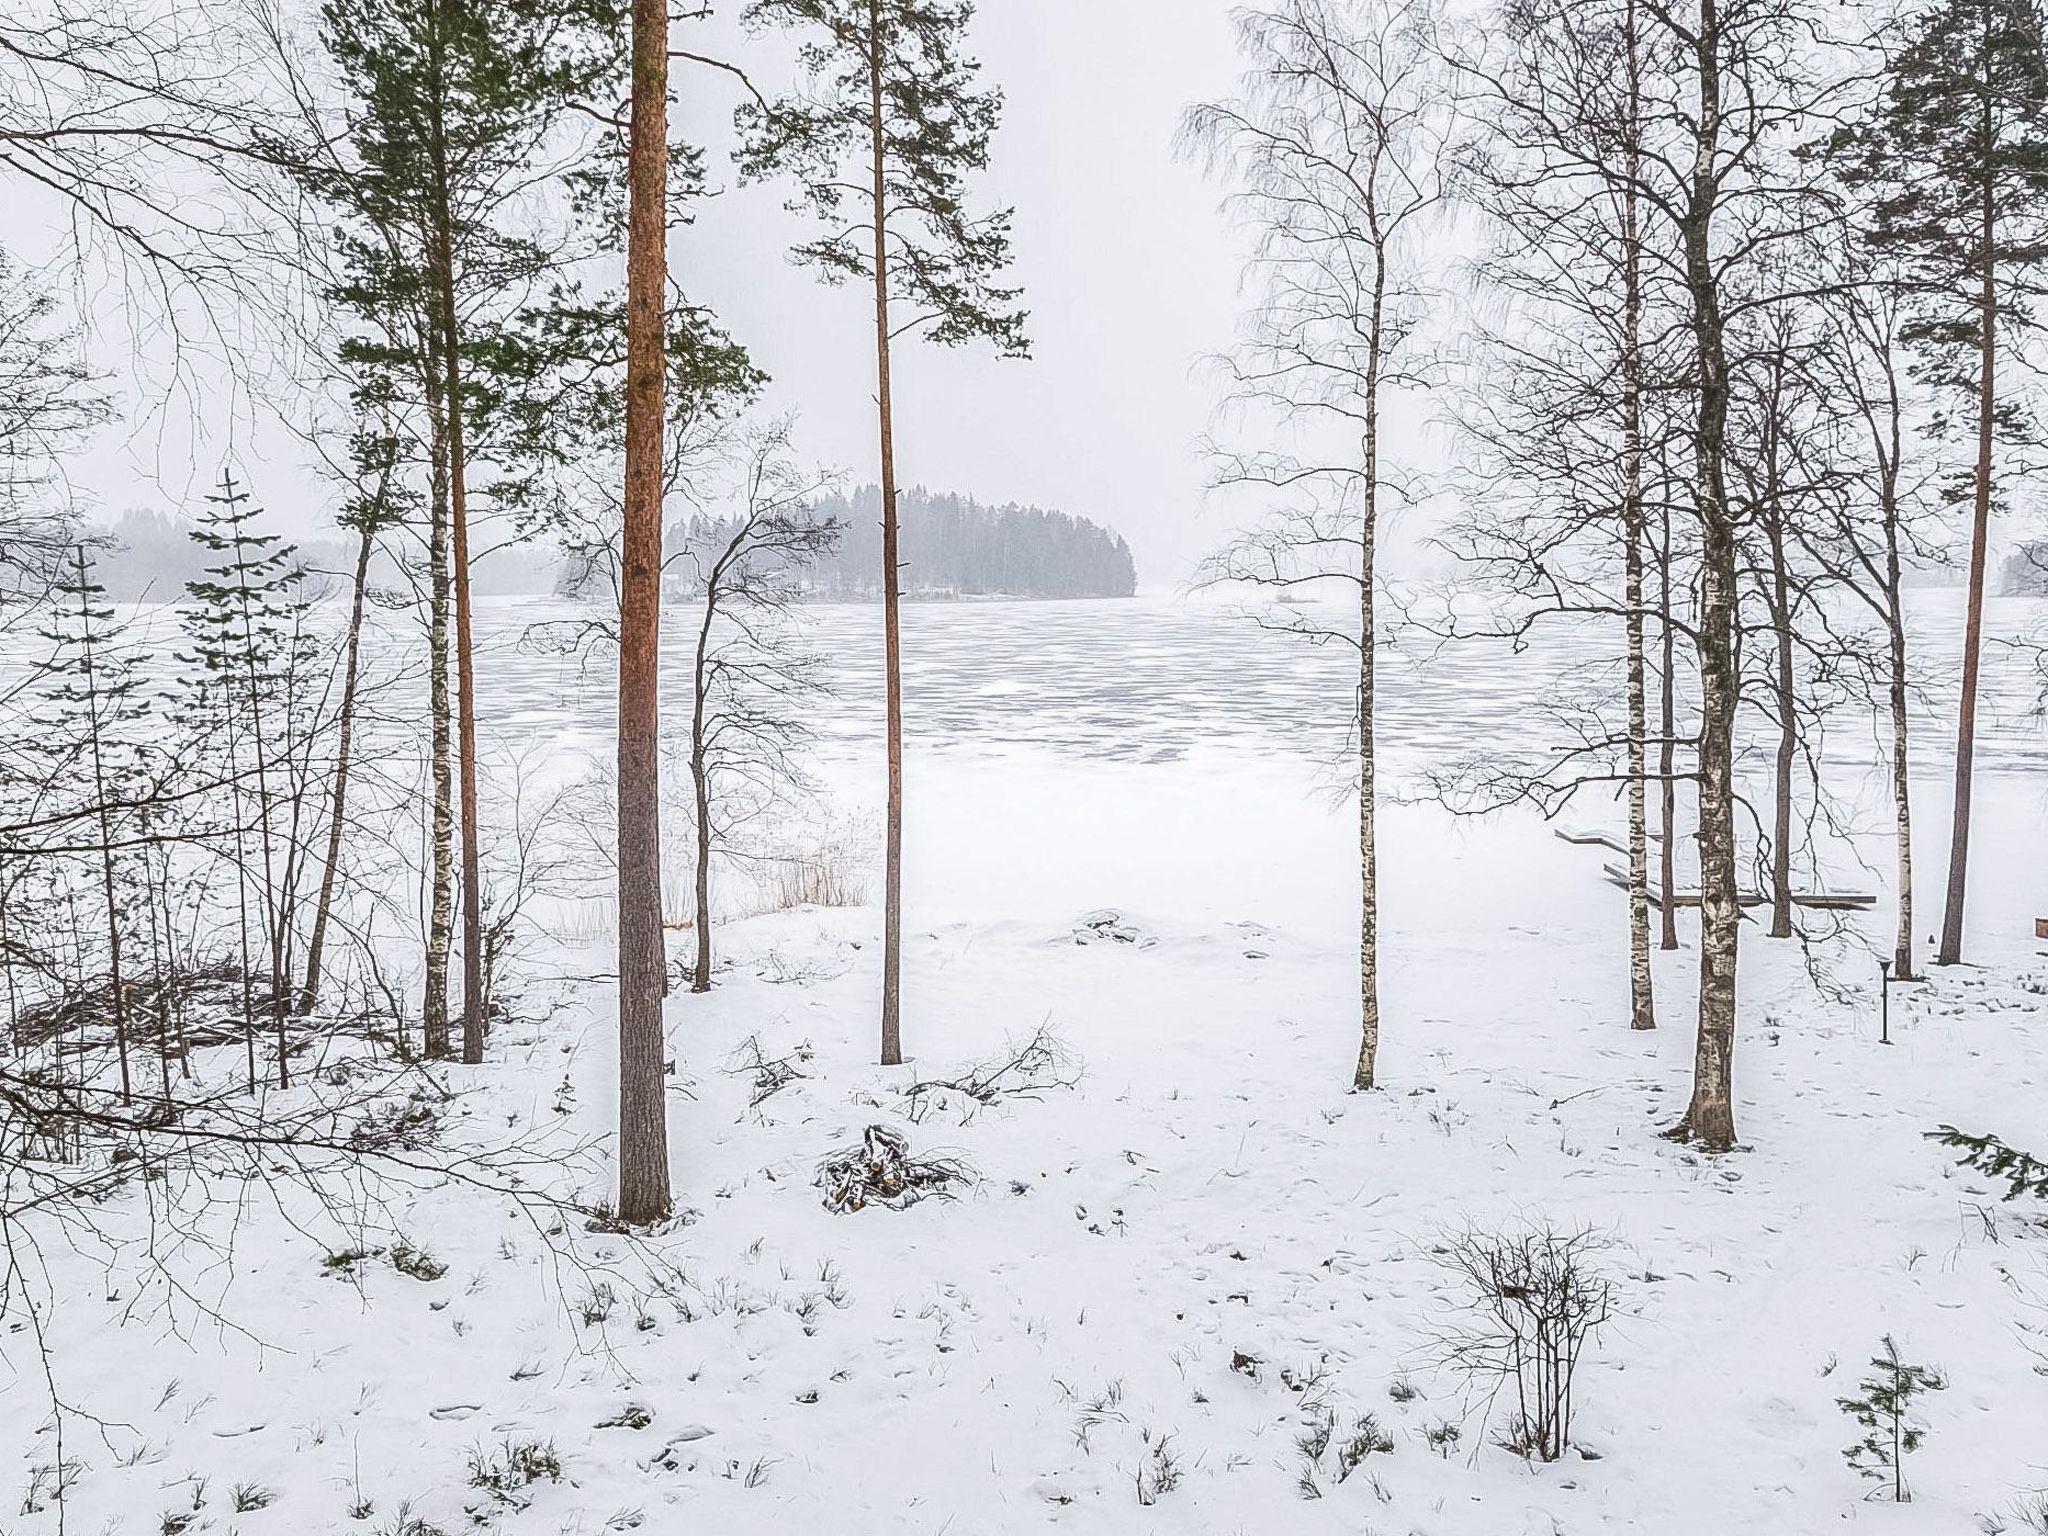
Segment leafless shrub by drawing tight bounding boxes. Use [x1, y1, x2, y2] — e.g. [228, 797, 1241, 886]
[903, 1024, 1080, 1124]
[1429, 1220, 1615, 1462]
[815, 1124, 971, 1213]
[725, 1035, 813, 1109]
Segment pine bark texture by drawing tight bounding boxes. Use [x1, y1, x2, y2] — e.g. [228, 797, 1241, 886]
[869, 4, 905, 1068]
[615, 0, 674, 1227]
[1937, 144, 1997, 967]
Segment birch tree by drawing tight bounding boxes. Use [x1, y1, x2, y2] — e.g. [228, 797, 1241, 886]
[1183, 0, 1453, 1090]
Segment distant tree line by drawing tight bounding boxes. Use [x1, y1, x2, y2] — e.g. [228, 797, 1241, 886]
[553, 485, 1136, 602]
[671, 486, 1136, 600]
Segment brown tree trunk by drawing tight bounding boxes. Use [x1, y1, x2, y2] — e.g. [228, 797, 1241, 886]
[1937, 156, 1996, 968]
[616, 0, 674, 1226]
[299, 511, 378, 1015]
[1671, 0, 1739, 1152]
[869, 4, 905, 1067]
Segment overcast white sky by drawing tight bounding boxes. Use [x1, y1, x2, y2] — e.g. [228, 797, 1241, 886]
[669, 0, 1256, 586]
[49, 0, 1268, 588]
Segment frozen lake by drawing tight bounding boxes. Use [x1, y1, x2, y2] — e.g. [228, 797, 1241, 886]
[458, 587, 2048, 779]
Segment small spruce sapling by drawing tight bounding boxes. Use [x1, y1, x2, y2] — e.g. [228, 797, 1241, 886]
[1837, 1335, 1945, 1502]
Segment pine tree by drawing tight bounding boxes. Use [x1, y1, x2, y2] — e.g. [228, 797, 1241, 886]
[739, 0, 1029, 1065]
[180, 473, 316, 1090]
[310, 0, 626, 1064]
[1824, 0, 2048, 966]
[616, 0, 672, 1227]
[1838, 1335, 1945, 1502]
[34, 544, 154, 1105]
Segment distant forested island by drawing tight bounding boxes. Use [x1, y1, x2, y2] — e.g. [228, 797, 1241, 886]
[629, 486, 1137, 602]
[795, 487, 1135, 599]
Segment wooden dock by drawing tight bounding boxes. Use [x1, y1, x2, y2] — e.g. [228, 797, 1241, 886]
[1597, 863, 1875, 912]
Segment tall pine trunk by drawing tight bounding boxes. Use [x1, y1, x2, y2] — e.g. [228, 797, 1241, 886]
[1937, 135, 1996, 968]
[615, 0, 674, 1226]
[869, 3, 906, 1068]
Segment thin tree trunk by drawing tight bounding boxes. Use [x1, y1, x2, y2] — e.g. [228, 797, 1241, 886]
[690, 589, 717, 995]
[1658, 498, 1680, 951]
[615, 0, 674, 1226]
[1620, 4, 1655, 1028]
[423, 56, 487, 1062]
[1, 874, 18, 1057]
[299, 511, 378, 1014]
[1937, 129, 1996, 968]
[233, 567, 288, 1090]
[1767, 510, 1797, 940]
[869, 4, 906, 1068]
[1884, 456, 1916, 978]
[146, 867, 172, 1102]
[1672, 0, 1739, 1152]
[1353, 243, 1386, 1092]
[76, 555, 133, 1106]
[225, 688, 257, 1091]
[423, 351, 455, 1061]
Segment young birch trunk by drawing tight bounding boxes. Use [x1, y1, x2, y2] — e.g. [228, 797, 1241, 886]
[1658, 503, 1680, 950]
[1673, 0, 1740, 1151]
[1, 874, 18, 1056]
[1767, 510, 1797, 939]
[869, 4, 906, 1068]
[425, 90, 487, 1063]
[690, 589, 717, 994]
[1620, 9, 1655, 1027]
[1352, 255, 1385, 1093]
[1884, 472, 1916, 978]
[1936, 147, 1996, 968]
[423, 354, 455, 1060]
[298, 514, 377, 1014]
[615, 0, 674, 1226]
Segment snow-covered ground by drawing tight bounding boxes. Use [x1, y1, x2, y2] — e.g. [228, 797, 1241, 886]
[8, 595, 2048, 1534]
